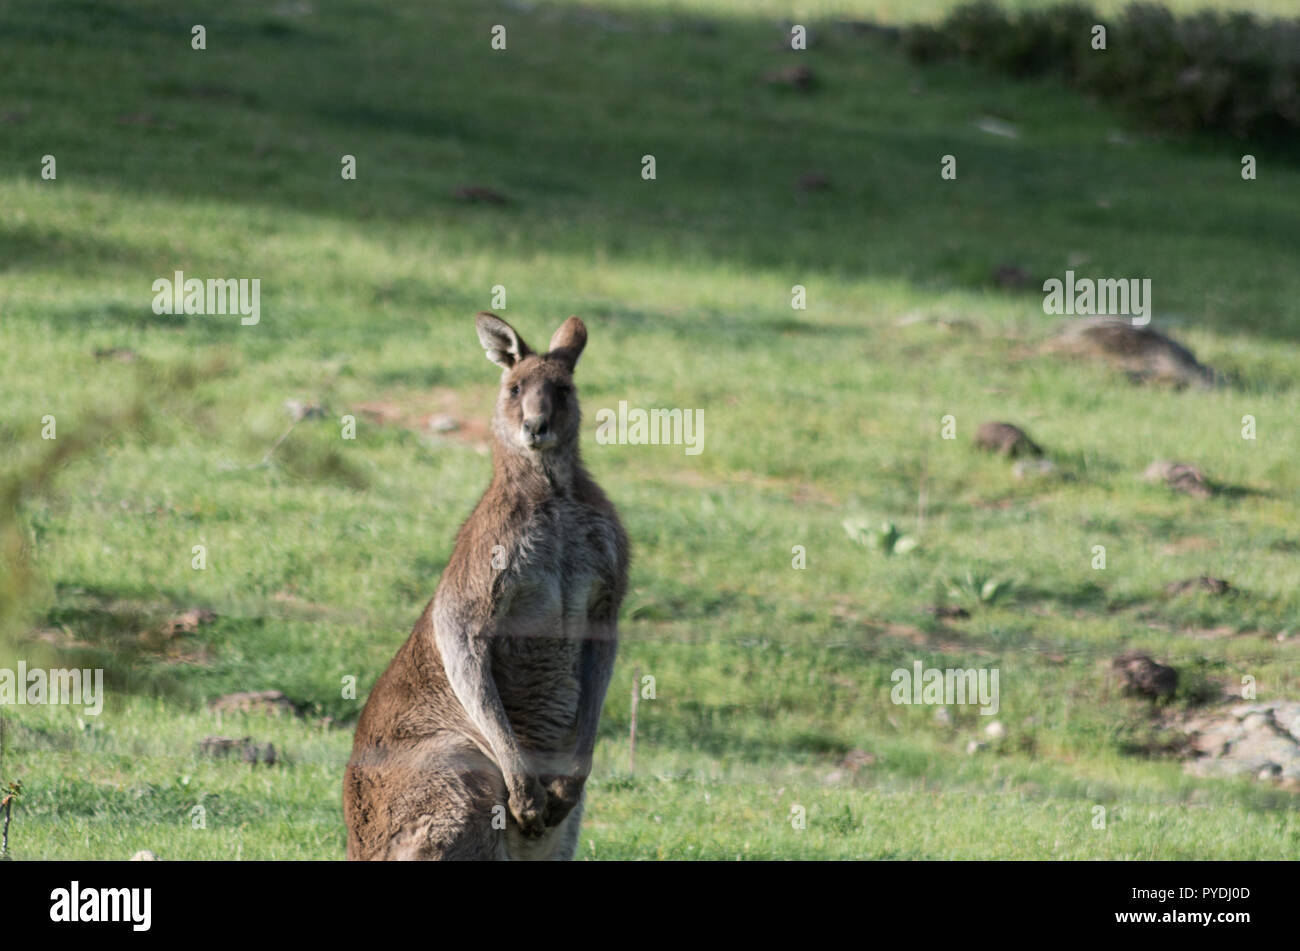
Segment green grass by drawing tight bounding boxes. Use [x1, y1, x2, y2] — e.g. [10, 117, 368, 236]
[1, 0, 1298, 859]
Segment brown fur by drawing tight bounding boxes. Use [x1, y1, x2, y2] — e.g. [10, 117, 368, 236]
[344, 313, 629, 860]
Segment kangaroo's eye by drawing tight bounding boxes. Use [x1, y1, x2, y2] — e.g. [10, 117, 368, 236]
[509, 384, 520, 398]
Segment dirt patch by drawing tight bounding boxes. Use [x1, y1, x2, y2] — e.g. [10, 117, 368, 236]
[208, 690, 302, 717]
[27, 600, 217, 663]
[839, 612, 988, 656]
[352, 386, 494, 450]
[655, 466, 839, 507]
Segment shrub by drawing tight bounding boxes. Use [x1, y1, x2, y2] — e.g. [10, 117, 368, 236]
[902, 1, 1300, 140]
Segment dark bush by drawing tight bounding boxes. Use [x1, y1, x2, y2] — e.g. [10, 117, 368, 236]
[902, 0, 1300, 140]
[901, 24, 955, 64]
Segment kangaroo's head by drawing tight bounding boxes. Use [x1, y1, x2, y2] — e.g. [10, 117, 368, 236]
[475, 311, 587, 458]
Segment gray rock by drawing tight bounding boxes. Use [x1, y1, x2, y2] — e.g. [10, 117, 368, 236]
[1182, 701, 1300, 781]
[1048, 318, 1216, 388]
[975, 422, 1042, 458]
[428, 414, 459, 433]
[1012, 458, 1058, 481]
[284, 399, 326, 421]
[1144, 461, 1213, 499]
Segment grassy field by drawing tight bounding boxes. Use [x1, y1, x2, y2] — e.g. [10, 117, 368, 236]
[1, 0, 1298, 860]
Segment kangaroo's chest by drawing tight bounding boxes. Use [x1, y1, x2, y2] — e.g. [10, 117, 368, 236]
[490, 498, 619, 745]
[501, 498, 619, 633]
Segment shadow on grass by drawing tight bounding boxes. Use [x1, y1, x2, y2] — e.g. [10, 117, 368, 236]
[632, 701, 856, 762]
[1, 1, 1297, 341]
[0, 223, 153, 274]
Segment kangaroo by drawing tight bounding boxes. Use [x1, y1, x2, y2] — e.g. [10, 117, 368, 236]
[343, 312, 629, 860]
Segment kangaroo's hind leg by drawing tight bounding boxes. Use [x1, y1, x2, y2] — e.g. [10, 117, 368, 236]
[354, 737, 509, 861]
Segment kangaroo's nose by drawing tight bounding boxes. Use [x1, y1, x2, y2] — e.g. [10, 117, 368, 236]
[523, 415, 549, 437]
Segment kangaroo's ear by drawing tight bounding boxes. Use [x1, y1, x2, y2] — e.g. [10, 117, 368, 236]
[475, 312, 532, 369]
[547, 316, 587, 372]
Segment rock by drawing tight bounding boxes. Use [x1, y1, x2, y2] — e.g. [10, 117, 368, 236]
[130, 850, 158, 861]
[984, 721, 1006, 739]
[284, 399, 326, 421]
[975, 422, 1042, 458]
[1047, 318, 1216, 388]
[428, 414, 459, 433]
[1012, 459, 1058, 481]
[975, 116, 1020, 138]
[1229, 702, 1280, 718]
[1180, 701, 1300, 782]
[1165, 576, 1231, 597]
[1112, 651, 1177, 700]
[1144, 461, 1213, 499]
[1242, 713, 1272, 733]
[208, 690, 301, 717]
